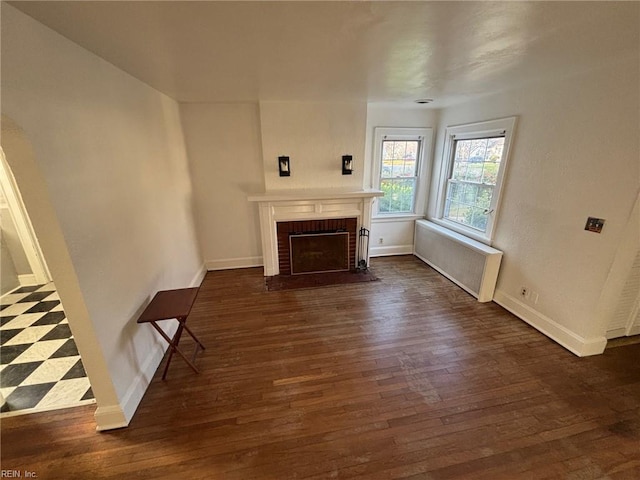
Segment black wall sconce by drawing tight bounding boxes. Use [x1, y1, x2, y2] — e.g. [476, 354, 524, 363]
[342, 155, 353, 175]
[278, 156, 290, 177]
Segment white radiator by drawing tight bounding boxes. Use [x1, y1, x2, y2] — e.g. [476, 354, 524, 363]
[607, 248, 640, 338]
[414, 220, 503, 302]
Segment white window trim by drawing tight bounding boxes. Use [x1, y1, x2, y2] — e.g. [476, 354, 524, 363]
[432, 117, 517, 245]
[371, 127, 432, 219]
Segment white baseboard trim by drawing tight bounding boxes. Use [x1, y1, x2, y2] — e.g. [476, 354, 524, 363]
[191, 263, 207, 287]
[94, 404, 129, 432]
[606, 327, 628, 339]
[627, 324, 640, 336]
[115, 324, 177, 430]
[370, 245, 414, 257]
[606, 325, 640, 339]
[18, 274, 37, 286]
[493, 290, 607, 357]
[206, 256, 263, 271]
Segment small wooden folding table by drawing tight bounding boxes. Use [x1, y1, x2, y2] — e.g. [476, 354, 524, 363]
[137, 287, 205, 380]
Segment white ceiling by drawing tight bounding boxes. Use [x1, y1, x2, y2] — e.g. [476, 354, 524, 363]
[8, 1, 640, 106]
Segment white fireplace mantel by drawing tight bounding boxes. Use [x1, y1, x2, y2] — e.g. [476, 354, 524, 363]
[248, 188, 383, 276]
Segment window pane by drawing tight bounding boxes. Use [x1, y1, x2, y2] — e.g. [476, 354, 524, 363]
[464, 163, 483, 183]
[447, 201, 462, 223]
[481, 161, 499, 185]
[381, 140, 419, 178]
[405, 141, 418, 161]
[381, 162, 392, 177]
[452, 160, 467, 181]
[470, 207, 488, 231]
[392, 161, 405, 178]
[444, 180, 495, 231]
[446, 181, 461, 203]
[445, 136, 505, 232]
[392, 141, 405, 161]
[378, 137, 421, 214]
[381, 141, 395, 179]
[455, 140, 470, 162]
[463, 183, 477, 204]
[378, 194, 390, 213]
[444, 199, 452, 219]
[383, 141, 394, 160]
[380, 178, 416, 213]
[477, 185, 492, 209]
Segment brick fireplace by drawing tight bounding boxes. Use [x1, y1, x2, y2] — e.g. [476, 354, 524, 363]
[277, 218, 357, 275]
[248, 189, 383, 276]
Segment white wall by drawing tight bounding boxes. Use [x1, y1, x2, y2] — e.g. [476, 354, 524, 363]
[0, 189, 32, 277]
[180, 103, 264, 270]
[260, 101, 366, 191]
[181, 101, 369, 270]
[1, 5, 204, 428]
[428, 58, 640, 355]
[365, 104, 438, 257]
[0, 186, 32, 294]
[1, 235, 19, 294]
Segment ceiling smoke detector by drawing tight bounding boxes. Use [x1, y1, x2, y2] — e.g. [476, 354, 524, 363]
[414, 99, 434, 104]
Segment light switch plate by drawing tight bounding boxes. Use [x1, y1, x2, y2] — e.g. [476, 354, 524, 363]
[585, 217, 605, 233]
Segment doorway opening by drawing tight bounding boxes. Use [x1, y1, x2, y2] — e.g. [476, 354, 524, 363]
[0, 149, 95, 416]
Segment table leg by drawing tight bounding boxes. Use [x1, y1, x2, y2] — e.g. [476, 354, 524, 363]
[149, 319, 201, 380]
[183, 323, 206, 350]
[162, 321, 184, 380]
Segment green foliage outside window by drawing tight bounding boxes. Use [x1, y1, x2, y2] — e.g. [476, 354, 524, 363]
[379, 179, 415, 213]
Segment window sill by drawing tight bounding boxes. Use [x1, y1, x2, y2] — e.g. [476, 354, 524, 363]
[372, 214, 423, 223]
[428, 217, 493, 246]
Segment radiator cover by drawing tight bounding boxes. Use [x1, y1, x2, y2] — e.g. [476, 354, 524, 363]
[414, 220, 503, 302]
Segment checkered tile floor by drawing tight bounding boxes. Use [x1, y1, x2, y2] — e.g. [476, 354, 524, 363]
[1, 283, 94, 416]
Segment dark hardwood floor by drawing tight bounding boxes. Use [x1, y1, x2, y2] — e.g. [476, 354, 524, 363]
[2, 256, 639, 479]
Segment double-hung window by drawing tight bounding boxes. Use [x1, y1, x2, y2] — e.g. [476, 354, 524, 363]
[373, 127, 431, 216]
[436, 117, 516, 243]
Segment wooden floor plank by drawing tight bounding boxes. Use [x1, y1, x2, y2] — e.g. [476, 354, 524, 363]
[2, 256, 639, 479]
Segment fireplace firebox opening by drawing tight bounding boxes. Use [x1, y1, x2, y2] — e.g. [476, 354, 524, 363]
[290, 232, 349, 275]
[276, 218, 358, 275]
